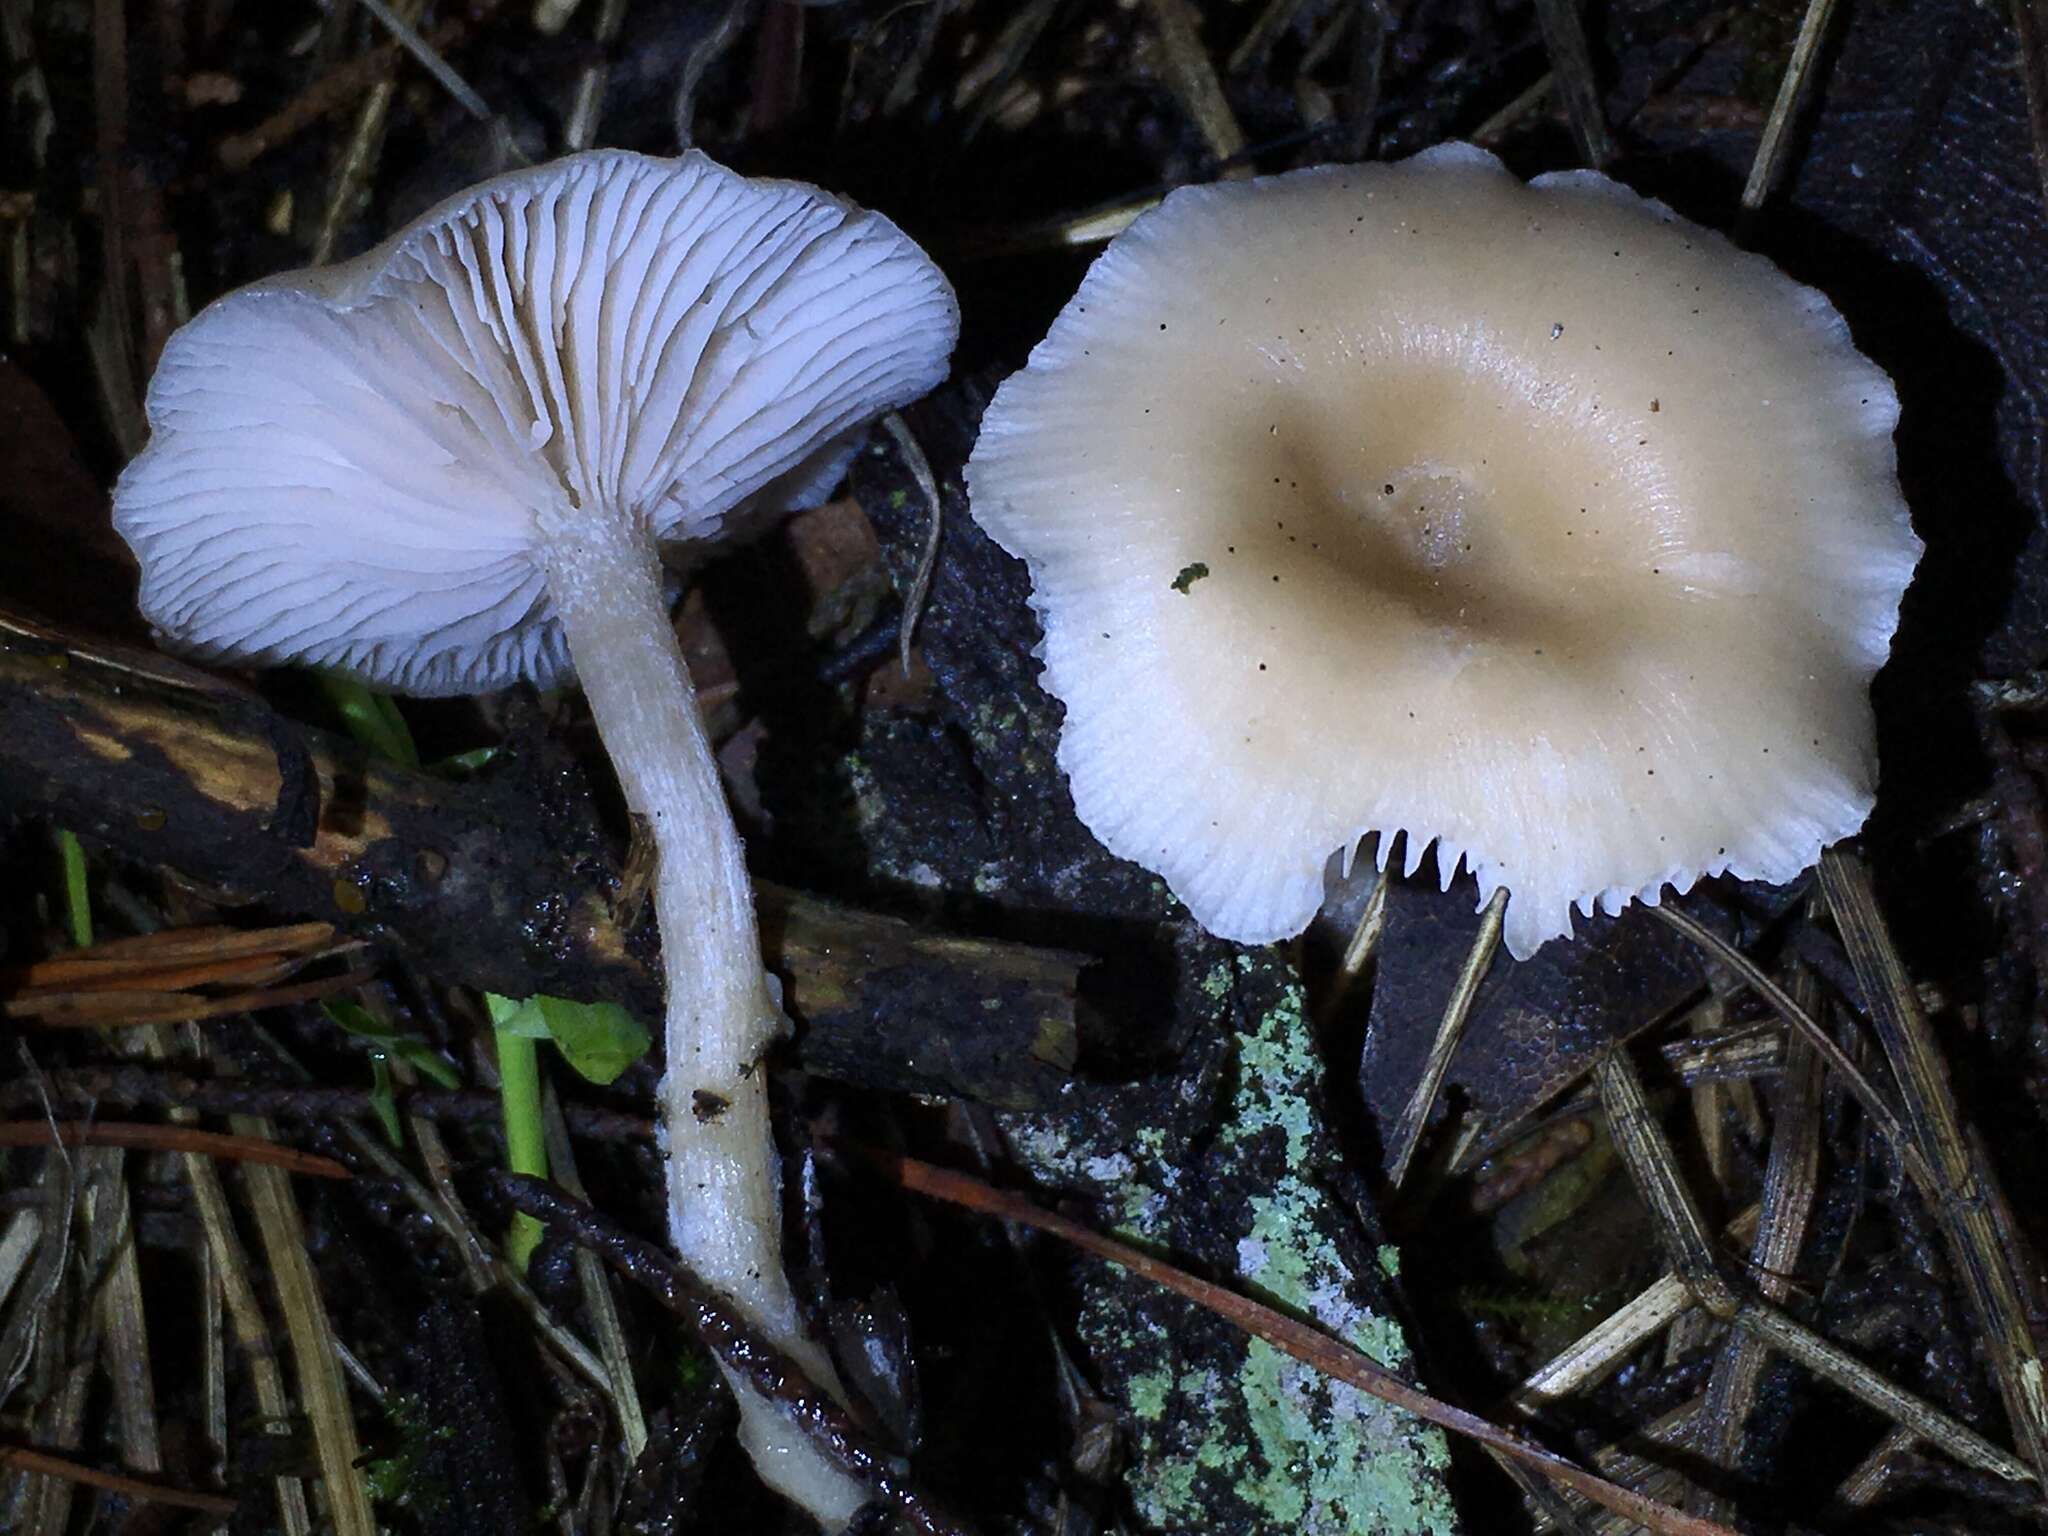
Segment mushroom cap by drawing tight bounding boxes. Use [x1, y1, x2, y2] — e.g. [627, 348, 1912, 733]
[113, 149, 959, 696]
[966, 143, 1919, 960]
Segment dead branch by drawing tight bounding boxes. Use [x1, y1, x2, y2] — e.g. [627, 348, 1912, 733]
[0, 612, 1085, 1108]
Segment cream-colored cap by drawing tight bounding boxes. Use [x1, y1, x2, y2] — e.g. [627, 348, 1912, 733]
[967, 143, 1918, 959]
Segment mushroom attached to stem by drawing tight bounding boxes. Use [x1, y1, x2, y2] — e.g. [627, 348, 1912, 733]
[967, 142, 1919, 961]
[112, 148, 958, 1525]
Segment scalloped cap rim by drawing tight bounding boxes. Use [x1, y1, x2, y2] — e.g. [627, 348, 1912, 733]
[966, 141, 1919, 960]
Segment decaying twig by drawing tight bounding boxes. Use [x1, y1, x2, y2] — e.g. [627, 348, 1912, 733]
[0, 1445, 235, 1516]
[0, 612, 1086, 1108]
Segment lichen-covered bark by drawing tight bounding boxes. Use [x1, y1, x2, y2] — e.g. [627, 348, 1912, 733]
[851, 406, 1458, 1532]
[1001, 951, 1458, 1536]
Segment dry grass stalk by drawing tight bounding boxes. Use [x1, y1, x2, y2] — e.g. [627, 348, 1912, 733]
[1596, 1044, 2035, 1487]
[2009, 0, 2048, 210]
[1530, 0, 1612, 166]
[1819, 847, 2048, 1484]
[1738, 0, 1842, 219]
[1142, 0, 1249, 171]
[79, 1150, 161, 1476]
[1512, 1206, 1761, 1411]
[232, 1115, 377, 1536]
[1653, 903, 1939, 1198]
[1692, 969, 1824, 1519]
[312, 0, 425, 262]
[884, 412, 947, 678]
[541, 1082, 650, 1459]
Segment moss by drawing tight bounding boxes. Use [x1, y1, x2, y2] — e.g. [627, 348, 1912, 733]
[361, 1392, 454, 1513]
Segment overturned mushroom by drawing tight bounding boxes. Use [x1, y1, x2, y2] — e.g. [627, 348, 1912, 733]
[113, 149, 957, 1523]
[967, 143, 1917, 960]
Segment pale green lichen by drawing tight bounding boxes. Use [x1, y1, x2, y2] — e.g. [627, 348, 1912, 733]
[1128, 1368, 1174, 1421]
[1009, 952, 1456, 1534]
[1221, 970, 1320, 1167]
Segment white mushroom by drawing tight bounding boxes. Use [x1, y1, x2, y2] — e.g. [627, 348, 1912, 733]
[966, 142, 1918, 961]
[113, 148, 957, 1524]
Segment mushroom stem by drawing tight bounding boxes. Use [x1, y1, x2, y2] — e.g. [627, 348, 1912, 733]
[539, 510, 867, 1528]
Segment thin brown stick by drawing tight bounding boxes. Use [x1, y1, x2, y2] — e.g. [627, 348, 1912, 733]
[4, 922, 341, 988]
[5, 969, 378, 1028]
[884, 1154, 1741, 1536]
[4, 1063, 654, 1141]
[9, 952, 299, 1001]
[0, 1444, 236, 1515]
[0, 1121, 350, 1179]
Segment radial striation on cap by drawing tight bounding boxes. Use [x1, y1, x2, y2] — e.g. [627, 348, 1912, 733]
[967, 143, 1920, 960]
[115, 149, 957, 697]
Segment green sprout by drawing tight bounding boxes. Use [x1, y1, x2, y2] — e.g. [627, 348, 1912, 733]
[53, 827, 91, 948]
[317, 673, 652, 1268]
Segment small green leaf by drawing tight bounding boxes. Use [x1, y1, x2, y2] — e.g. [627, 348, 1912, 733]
[483, 991, 552, 1040]
[367, 1056, 404, 1148]
[534, 995, 651, 1085]
[431, 744, 499, 775]
[485, 992, 649, 1083]
[322, 999, 462, 1089]
[317, 672, 420, 767]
